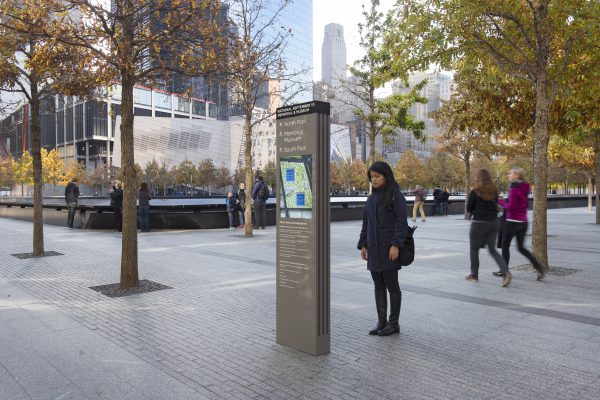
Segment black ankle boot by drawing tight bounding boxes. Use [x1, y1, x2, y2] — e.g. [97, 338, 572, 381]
[379, 291, 401, 336]
[369, 290, 388, 335]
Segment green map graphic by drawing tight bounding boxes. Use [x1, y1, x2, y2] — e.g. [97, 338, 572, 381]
[281, 160, 312, 209]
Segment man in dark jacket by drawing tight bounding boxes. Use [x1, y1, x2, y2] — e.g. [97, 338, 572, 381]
[251, 176, 268, 229]
[64, 178, 80, 228]
[432, 186, 443, 215]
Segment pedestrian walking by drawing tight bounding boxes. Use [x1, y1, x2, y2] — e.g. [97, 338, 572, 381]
[226, 192, 237, 229]
[409, 185, 427, 223]
[110, 181, 123, 232]
[236, 182, 246, 228]
[465, 169, 511, 287]
[138, 182, 151, 232]
[442, 186, 450, 216]
[64, 178, 80, 228]
[357, 161, 409, 336]
[252, 176, 268, 229]
[497, 167, 546, 280]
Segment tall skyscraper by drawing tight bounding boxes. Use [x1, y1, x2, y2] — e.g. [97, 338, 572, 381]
[321, 23, 346, 85]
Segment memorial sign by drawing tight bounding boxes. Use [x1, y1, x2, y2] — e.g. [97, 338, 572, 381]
[276, 101, 330, 356]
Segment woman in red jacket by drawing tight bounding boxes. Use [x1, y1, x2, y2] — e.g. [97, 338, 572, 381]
[497, 167, 545, 280]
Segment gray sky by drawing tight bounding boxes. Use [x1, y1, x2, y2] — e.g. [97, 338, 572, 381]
[312, 0, 396, 81]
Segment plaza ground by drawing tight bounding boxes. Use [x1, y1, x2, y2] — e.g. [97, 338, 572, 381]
[0, 208, 599, 399]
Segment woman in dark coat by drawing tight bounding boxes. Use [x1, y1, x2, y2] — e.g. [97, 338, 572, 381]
[110, 181, 123, 232]
[466, 169, 511, 287]
[357, 161, 409, 336]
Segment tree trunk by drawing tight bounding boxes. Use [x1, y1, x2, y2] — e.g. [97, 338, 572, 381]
[368, 130, 376, 165]
[119, 72, 139, 288]
[30, 82, 44, 256]
[531, 73, 550, 269]
[594, 129, 600, 224]
[588, 174, 593, 211]
[463, 154, 471, 219]
[244, 111, 254, 237]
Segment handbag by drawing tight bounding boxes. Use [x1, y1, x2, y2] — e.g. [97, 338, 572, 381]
[399, 226, 417, 266]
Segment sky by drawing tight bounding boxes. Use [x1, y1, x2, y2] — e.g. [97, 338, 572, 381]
[312, 0, 397, 82]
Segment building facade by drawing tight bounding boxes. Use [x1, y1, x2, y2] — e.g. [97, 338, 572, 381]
[0, 85, 220, 172]
[385, 70, 453, 162]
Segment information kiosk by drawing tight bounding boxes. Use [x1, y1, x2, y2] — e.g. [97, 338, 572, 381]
[275, 101, 331, 356]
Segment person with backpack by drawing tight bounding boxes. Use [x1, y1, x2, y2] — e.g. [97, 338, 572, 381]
[409, 185, 427, 223]
[357, 161, 409, 336]
[252, 176, 269, 229]
[64, 178, 80, 228]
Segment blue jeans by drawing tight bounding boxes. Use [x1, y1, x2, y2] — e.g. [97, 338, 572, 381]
[139, 206, 150, 231]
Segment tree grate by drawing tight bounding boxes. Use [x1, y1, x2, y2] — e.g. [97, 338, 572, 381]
[90, 279, 172, 298]
[510, 264, 580, 276]
[11, 251, 64, 259]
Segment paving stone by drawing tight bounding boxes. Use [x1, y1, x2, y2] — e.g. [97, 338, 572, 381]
[0, 209, 599, 399]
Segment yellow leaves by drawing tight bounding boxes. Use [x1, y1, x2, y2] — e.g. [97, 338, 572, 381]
[42, 148, 65, 185]
[548, 135, 594, 171]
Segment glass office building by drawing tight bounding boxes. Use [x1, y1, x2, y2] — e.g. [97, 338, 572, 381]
[265, 0, 313, 103]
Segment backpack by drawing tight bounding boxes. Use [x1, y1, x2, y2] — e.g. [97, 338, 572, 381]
[258, 183, 270, 200]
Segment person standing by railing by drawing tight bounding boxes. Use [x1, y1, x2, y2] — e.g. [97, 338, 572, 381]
[64, 178, 80, 228]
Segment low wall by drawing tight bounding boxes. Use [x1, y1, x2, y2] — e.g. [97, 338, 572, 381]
[0, 195, 594, 230]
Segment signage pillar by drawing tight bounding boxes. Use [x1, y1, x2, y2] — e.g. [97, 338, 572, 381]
[275, 101, 330, 356]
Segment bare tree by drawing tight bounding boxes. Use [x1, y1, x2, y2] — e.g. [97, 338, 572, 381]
[226, 0, 309, 237]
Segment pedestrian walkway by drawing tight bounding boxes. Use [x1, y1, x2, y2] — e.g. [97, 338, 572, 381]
[1, 208, 599, 399]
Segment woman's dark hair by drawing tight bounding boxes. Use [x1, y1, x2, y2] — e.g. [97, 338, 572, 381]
[367, 161, 399, 205]
[474, 169, 498, 201]
[140, 182, 149, 191]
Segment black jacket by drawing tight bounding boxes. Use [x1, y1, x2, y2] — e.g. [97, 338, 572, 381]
[466, 190, 498, 221]
[65, 182, 80, 203]
[357, 186, 409, 271]
[252, 180, 267, 205]
[138, 190, 151, 207]
[433, 187, 443, 201]
[110, 188, 123, 208]
[236, 189, 246, 210]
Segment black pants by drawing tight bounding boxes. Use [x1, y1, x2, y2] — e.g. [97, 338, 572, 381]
[113, 207, 122, 232]
[370, 269, 400, 294]
[469, 219, 508, 276]
[501, 221, 544, 272]
[255, 203, 266, 228]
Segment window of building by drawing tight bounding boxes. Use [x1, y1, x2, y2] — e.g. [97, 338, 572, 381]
[110, 85, 122, 101]
[134, 88, 152, 106]
[208, 103, 218, 118]
[192, 100, 206, 116]
[154, 92, 172, 110]
[175, 96, 190, 113]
